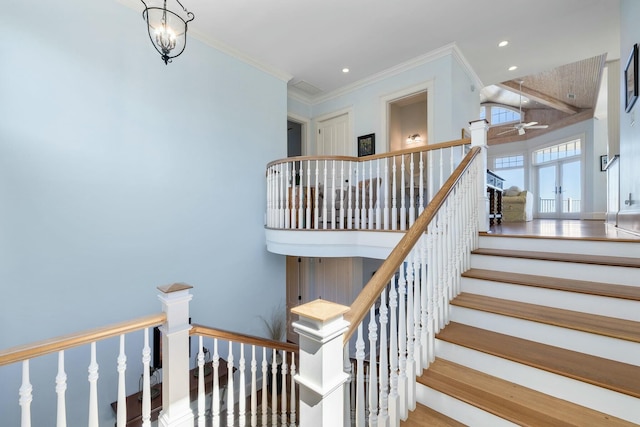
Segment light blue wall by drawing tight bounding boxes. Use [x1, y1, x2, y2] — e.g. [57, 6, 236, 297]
[620, 0, 640, 224]
[0, 0, 286, 424]
[296, 50, 479, 155]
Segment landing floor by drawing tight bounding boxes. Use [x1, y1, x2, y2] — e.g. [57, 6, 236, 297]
[485, 219, 640, 241]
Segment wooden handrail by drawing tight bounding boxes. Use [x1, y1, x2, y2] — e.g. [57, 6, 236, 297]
[0, 313, 166, 367]
[191, 324, 299, 353]
[343, 146, 481, 343]
[266, 138, 470, 168]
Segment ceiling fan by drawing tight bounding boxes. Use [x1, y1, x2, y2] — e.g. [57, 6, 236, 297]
[496, 81, 549, 136]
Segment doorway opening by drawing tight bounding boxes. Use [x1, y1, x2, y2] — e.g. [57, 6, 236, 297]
[388, 91, 428, 151]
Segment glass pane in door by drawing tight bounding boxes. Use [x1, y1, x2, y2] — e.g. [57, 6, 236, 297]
[561, 160, 581, 214]
[538, 164, 556, 214]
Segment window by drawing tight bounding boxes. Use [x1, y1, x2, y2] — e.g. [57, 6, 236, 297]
[533, 139, 581, 165]
[480, 105, 521, 126]
[493, 154, 524, 189]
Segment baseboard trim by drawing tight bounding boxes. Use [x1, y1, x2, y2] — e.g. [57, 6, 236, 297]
[617, 210, 640, 236]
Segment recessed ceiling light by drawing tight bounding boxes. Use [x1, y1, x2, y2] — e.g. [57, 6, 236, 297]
[498, 40, 509, 47]
[508, 65, 518, 71]
[342, 68, 350, 73]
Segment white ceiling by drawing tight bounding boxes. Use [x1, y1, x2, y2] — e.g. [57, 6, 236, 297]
[134, 0, 621, 101]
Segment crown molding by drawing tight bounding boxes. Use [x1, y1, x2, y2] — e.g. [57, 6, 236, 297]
[451, 44, 484, 91]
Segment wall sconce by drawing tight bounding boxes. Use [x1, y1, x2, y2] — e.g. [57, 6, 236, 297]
[141, 0, 195, 64]
[406, 134, 422, 144]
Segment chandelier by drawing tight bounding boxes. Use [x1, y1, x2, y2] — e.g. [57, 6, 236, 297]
[141, 0, 195, 64]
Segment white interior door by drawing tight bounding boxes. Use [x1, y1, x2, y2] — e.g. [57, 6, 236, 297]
[536, 158, 582, 218]
[317, 113, 351, 156]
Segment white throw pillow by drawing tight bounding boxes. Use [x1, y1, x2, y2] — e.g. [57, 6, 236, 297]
[504, 186, 521, 197]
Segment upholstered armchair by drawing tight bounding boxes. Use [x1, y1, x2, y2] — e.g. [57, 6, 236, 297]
[502, 186, 533, 222]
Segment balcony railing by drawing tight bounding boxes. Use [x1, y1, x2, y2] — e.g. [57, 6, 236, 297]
[266, 139, 471, 231]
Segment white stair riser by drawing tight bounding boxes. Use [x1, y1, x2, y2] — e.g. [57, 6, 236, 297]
[449, 306, 640, 366]
[461, 278, 640, 321]
[435, 340, 640, 424]
[416, 383, 518, 427]
[478, 235, 640, 258]
[470, 254, 640, 286]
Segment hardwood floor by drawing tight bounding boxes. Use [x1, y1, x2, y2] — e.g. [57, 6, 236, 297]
[485, 219, 640, 241]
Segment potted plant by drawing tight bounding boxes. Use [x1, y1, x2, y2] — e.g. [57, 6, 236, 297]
[259, 305, 286, 394]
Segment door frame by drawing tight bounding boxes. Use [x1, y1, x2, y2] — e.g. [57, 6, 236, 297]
[531, 135, 585, 219]
[287, 113, 311, 156]
[380, 80, 434, 152]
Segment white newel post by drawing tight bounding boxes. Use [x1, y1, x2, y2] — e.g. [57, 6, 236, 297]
[469, 119, 489, 232]
[157, 283, 195, 427]
[292, 300, 351, 427]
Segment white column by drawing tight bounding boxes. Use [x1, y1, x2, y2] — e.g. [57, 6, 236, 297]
[469, 119, 489, 232]
[292, 300, 350, 427]
[157, 283, 195, 427]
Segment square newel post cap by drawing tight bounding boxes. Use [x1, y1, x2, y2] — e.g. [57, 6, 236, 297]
[292, 299, 350, 342]
[157, 282, 193, 294]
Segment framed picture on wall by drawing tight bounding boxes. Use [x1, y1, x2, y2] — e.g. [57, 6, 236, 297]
[600, 155, 608, 172]
[357, 133, 375, 157]
[625, 43, 638, 113]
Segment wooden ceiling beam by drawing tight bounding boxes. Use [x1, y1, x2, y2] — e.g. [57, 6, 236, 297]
[497, 81, 580, 115]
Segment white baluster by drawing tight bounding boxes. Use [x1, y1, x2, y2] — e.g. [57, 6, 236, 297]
[290, 164, 296, 230]
[388, 280, 399, 427]
[306, 160, 312, 229]
[368, 160, 374, 229]
[405, 256, 416, 411]
[19, 360, 32, 427]
[439, 149, 444, 195]
[212, 339, 221, 427]
[251, 346, 258, 427]
[141, 328, 152, 427]
[280, 351, 288, 427]
[262, 347, 268, 427]
[384, 157, 390, 230]
[343, 345, 352, 427]
[409, 153, 415, 227]
[314, 161, 320, 230]
[239, 344, 247, 427]
[360, 162, 366, 229]
[397, 263, 408, 420]
[197, 336, 206, 427]
[289, 353, 296, 427]
[400, 155, 406, 231]
[228, 343, 236, 427]
[271, 349, 277, 427]
[339, 161, 345, 229]
[284, 163, 290, 229]
[420, 236, 430, 369]
[428, 151, 434, 203]
[354, 163, 360, 229]
[368, 306, 378, 427]
[298, 163, 304, 230]
[331, 160, 337, 228]
[355, 324, 365, 427]
[419, 151, 425, 216]
[391, 157, 397, 230]
[347, 161, 353, 230]
[117, 335, 127, 427]
[376, 159, 382, 229]
[88, 342, 99, 427]
[413, 249, 423, 373]
[378, 289, 389, 427]
[426, 225, 436, 364]
[322, 160, 328, 230]
[56, 351, 67, 427]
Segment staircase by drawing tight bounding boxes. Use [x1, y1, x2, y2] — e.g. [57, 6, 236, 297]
[407, 233, 640, 426]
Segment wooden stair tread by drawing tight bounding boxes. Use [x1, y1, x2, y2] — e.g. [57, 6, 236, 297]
[462, 268, 640, 301]
[451, 293, 640, 343]
[471, 248, 640, 268]
[400, 403, 466, 427]
[419, 359, 636, 426]
[437, 322, 640, 398]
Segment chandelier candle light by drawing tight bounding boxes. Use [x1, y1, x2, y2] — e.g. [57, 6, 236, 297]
[141, 0, 194, 64]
